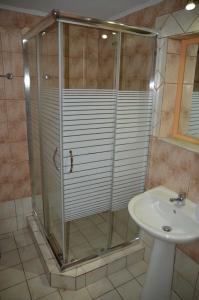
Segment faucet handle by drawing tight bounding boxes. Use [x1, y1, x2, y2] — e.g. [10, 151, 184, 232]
[169, 192, 186, 206]
[178, 192, 186, 200]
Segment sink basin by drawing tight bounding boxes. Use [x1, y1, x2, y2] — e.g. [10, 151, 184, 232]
[128, 186, 199, 244]
[128, 186, 199, 300]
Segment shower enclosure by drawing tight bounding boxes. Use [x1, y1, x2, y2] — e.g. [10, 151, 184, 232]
[23, 10, 157, 269]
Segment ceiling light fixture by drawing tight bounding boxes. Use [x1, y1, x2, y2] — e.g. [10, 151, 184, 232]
[101, 34, 108, 39]
[185, 0, 196, 10]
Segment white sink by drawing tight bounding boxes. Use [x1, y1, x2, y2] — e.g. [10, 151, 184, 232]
[128, 186, 199, 300]
[128, 186, 199, 244]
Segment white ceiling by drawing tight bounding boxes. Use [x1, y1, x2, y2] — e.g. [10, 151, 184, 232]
[0, 0, 161, 19]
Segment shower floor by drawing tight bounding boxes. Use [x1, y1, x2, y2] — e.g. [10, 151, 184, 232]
[69, 213, 125, 262]
[53, 212, 127, 263]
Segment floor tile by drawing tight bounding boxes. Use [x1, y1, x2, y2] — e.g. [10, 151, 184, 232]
[60, 287, 92, 300]
[97, 222, 107, 234]
[39, 291, 62, 300]
[171, 291, 181, 300]
[0, 282, 31, 300]
[0, 249, 20, 270]
[117, 279, 142, 300]
[0, 264, 25, 291]
[72, 242, 95, 259]
[28, 274, 56, 300]
[0, 233, 13, 240]
[107, 257, 126, 275]
[108, 269, 133, 287]
[136, 273, 146, 286]
[89, 214, 104, 225]
[86, 266, 106, 285]
[14, 230, 33, 248]
[23, 257, 45, 279]
[18, 244, 38, 262]
[0, 235, 16, 253]
[96, 290, 122, 300]
[0, 217, 17, 235]
[87, 278, 113, 299]
[127, 261, 147, 277]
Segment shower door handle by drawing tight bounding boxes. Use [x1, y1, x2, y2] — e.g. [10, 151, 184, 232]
[53, 147, 60, 172]
[69, 150, 73, 173]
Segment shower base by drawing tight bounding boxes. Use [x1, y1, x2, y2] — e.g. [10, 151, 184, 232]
[27, 215, 145, 289]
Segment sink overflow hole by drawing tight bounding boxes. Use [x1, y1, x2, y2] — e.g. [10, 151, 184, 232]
[162, 225, 172, 232]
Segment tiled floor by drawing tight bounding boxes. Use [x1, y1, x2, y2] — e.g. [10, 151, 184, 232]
[0, 228, 181, 300]
[59, 213, 126, 263]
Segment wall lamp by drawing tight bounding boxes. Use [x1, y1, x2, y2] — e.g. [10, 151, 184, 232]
[185, 0, 198, 10]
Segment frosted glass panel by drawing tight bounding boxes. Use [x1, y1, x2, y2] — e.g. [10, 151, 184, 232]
[62, 89, 116, 221]
[111, 90, 153, 211]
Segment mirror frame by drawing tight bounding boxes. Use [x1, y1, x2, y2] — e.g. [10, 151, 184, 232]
[173, 36, 199, 145]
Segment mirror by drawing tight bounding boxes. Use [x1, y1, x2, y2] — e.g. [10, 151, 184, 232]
[173, 37, 199, 143]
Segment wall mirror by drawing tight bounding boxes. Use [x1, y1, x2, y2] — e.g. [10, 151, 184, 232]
[173, 36, 199, 144]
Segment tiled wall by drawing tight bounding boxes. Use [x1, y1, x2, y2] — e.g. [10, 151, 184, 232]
[0, 9, 41, 203]
[119, 0, 199, 266]
[147, 137, 199, 264]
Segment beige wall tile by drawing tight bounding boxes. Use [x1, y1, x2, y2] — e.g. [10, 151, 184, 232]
[0, 200, 16, 219]
[184, 56, 197, 84]
[173, 271, 194, 300]
[2, 52, 23, 76]
[167, 39, 180, 54]
[175, 249, 199, 287]
[161, 83, 177, 112]
[165, 53, 180, 84]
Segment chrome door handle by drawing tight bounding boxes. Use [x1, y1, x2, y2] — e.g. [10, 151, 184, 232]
[0, 73, 13, 79]
[69, 150, 73, 173]
[53, 147, 60, 172]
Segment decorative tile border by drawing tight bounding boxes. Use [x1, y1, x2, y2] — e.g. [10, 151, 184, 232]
[27, 215, 145, 290]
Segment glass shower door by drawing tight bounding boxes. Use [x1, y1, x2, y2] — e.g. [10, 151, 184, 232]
[61, 23, 118, 262]
[24, 37, 44, 226]
[38, 23, 65, 260]
[111, 33, 156, 247]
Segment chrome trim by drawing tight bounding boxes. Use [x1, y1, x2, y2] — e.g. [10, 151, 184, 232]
[0, 73, 13, 79]
[23, 9, 158, 42]
[37, 34, 51, 234]
[23, 41, 36, 213]
[58, 11, 158, 36]
[107, 32, 122, 249]
[58, 18, 157, 36]
[58, 21, 69, 264]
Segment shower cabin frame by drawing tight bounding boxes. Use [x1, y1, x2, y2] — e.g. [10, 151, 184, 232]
[23, 10, 157, 269]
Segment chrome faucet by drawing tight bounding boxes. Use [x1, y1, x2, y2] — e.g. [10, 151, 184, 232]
[170, 192, 186, 206]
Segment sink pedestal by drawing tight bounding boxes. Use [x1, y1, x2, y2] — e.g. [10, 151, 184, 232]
[141, 238, 175, 300]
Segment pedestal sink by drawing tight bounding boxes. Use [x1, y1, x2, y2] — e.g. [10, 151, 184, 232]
[128, 186, 199, 300]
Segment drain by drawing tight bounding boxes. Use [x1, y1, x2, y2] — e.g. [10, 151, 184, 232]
[162, 225, 172, 232]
